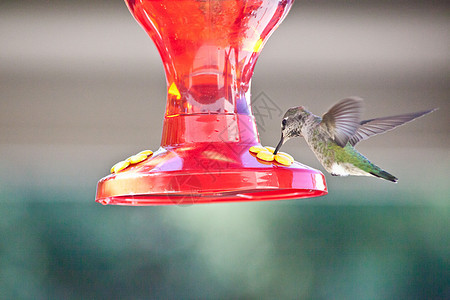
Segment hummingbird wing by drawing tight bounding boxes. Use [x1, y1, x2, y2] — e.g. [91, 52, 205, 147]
[321, 97, 364, 147]
[348, 109, 437, 146]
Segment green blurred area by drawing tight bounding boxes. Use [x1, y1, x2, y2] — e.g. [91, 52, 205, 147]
[0, 193, 448, 299]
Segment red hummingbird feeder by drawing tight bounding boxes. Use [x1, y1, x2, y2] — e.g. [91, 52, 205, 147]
[95, 0, 327, 205]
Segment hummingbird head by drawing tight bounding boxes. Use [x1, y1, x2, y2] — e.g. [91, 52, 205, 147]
[274, 106, 310, 154]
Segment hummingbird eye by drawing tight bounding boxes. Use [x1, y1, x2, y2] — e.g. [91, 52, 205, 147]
[282, 119, 287, 127]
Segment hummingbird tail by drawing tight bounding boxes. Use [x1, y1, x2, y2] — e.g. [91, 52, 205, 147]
[369, 170, 398, 183]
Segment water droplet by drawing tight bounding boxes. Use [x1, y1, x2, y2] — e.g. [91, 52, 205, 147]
[100, 198, 111, 205]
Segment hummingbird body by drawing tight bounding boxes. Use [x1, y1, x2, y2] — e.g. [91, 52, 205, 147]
[274, 97, 436, 182]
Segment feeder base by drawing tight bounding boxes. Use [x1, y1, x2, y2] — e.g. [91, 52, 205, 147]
[96, 143, 327, 205]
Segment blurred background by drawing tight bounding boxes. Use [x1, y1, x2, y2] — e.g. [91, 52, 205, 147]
[0, 0, 448, 299]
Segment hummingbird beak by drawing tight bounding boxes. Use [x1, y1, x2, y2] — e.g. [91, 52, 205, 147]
[273, 134, 284, 155]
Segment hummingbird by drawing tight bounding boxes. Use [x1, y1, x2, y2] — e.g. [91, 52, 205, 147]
[273, 97, 436, 182]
